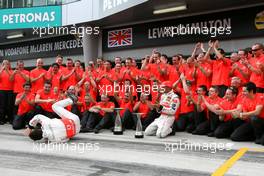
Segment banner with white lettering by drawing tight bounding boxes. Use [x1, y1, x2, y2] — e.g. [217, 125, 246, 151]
[0, 35, 83, 61]
[102, 6, 264, 51]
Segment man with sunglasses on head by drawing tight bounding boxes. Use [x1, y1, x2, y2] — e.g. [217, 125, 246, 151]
[243, 43, 264, 93]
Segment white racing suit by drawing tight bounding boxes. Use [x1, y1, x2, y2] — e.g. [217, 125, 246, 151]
[145, 90, 180, 138]
[29, 98, 80, 143]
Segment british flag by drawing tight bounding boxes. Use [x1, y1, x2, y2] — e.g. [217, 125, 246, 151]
[108, 28, 133, 48]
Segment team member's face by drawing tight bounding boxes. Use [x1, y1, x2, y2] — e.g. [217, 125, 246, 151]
[172, 56, 180, 65]
[115, 57, 121, 64]
[67, 60, 73, 67]
[252, 45, 263, 56]
[17, 62, 24, 69]
[124, 93, 130, 102]
[231, 77, 240, 87]
[97, 59, 103, 66]
[238, 51, 246, 60]
[68, 86, 75, 94]
[53, 65, 59, 73]
[115, 63, 121, 71]
[125, 60, 132, 67]
[225, 89, 233, 100]
[197, 53, 205, 61]
[75, 61, 81, 67]
[104, 62, 111, 70]
[44, 84, 51, 93]
[209, 88, 217, 97]
[230, 53, 239, 62]
[36, 59, 43, 67]
[84, 81, 90, 89]
[56, 57, 63, 65]
[24, 85, 31, 92]
[101, 94, 108, 102]
[140, 93, 147, 101]
[197, 87, 205, 95]
[160, 56, 167, 64]
[242, 87, 249, 97]
[153, 54, 160, 62]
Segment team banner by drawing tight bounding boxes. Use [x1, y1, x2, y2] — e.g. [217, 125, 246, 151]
[0, 35, 83, 61]
[103, 6, 264, 51]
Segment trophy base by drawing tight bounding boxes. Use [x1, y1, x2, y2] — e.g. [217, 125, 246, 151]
[135, 135, 144, 138]
[113, 131, 123, 135]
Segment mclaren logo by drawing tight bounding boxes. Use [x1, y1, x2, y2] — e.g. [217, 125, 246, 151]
[255, 10, 264, 30]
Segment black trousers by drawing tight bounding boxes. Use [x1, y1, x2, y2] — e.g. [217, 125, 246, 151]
[121, 109, 134, 129]
[80, 111, 91, 129]
[0, 90, 15, 123]
[87, 112, 114, 130]
[251, 116, 264, 140]
[176, 112, 195, 132]
[230, 120, 255, 142]
[12, 110, 35, 130]
[211, 118, 246, 139]
[34, 105, 60, 119]
[193, 111, 221, 135]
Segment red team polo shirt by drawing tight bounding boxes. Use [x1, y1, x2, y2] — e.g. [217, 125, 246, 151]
[0, 70, 13, 90]
[13, 70, 30, 93]
[96, 101, 115, 116]
[30, 68, 46, 93]
[36, 89, 56, 112]
[211, 58, 231, 86]
[16, 92, 35, 116]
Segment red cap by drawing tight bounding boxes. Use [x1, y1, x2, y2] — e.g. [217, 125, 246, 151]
[161, 81, 172, 88]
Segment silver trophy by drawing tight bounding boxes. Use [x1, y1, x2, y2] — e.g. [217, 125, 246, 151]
[113, 108, 124, 135]
[133, 113, 144, 138]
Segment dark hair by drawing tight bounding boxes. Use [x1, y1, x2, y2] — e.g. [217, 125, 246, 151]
[29, 129, 43, 141]
[244, 47, 252, 54]
[198, 85, 207, 92]
[154, 52, 161, 57]
[211, 86, 219, 93]
[244, 82, 256, 94]
[228, 86, 238, 96]
[75, 60, 81, 63]
[161, 54, 168, 60]
[67, 58, 73, 62]
[52, 63, 59, 67]
[44, 81, 52, 86]
[23, 82, 31, 88]
[126, 57, 133, 62]
[217, 48, 225, 55]
[238, 49, 248, 56]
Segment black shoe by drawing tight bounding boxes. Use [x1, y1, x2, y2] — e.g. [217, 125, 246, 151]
[255, 138, 261, 144]
[80, 128, 93, 133]
[207, 132, 215, 137]
[68, 94, 78, 104]
[169, 130, 176, 136]
[94, 128, 100, 134]
[186, 125, 195, 133]
[0, 121, 6, 125]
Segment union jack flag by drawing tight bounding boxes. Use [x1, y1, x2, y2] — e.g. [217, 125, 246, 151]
[108, 28, 133, 48]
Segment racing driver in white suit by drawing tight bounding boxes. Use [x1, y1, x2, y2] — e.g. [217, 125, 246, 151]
[25, 95, 80, 142]
[145, 81, 180, 138]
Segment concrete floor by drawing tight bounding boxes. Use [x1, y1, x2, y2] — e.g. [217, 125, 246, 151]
[0, 124, 263, 176]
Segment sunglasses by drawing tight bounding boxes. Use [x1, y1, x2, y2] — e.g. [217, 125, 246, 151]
[252, 48, 261, 52]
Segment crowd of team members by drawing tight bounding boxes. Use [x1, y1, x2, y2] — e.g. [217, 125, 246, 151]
[0, 40, 263, 144]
